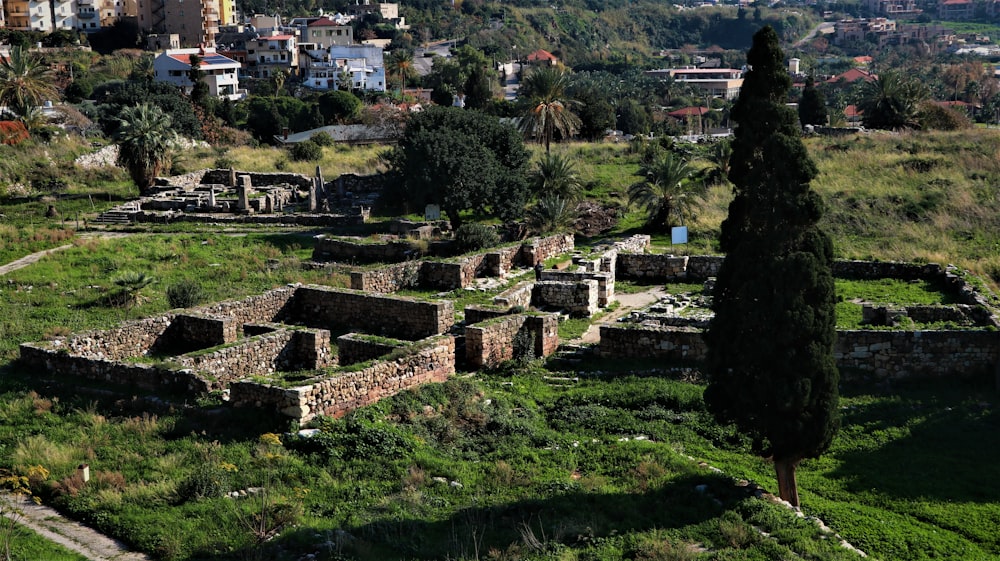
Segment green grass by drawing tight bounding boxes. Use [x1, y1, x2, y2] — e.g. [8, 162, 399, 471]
[835, 278, 961, 329]
[6, 525, 89, 561]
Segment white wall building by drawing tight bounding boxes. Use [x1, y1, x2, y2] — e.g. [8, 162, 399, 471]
[303, 44, 385, 92]
[153, 48, 245, 100]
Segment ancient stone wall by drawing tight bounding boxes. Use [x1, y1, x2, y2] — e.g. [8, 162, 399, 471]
[229, 335, 456, 423]
[533, 280, 599, 317]
[134, 213, 366, 227]
[350, 262, 420, 293]
[539, 270, 614, 307]
[312, 237, 416, 263]
[598, 325, 707, 361]
[61, 316, 175, 360]
[18, 343, 209, 394]
[614, 235, 651, 254]
[685, 256, 725, 281]
[494, 282, 533, 309]
[175, 328, 333, 387]
[337, 333, 405, 365]
[193, 288, 296, 327]
[291, 285, 454, 339]
[520, 234, 575, 266]
[200, 169, 313, 188]
[617, 254, 689, 281]
[599, 324, 1000, 380]
[331, 173, 383, 196]
[161, 313, 237, 355]
[465, 314, 559, 368]
[485, 247, 521, 277]
[463, 305, 510, 324]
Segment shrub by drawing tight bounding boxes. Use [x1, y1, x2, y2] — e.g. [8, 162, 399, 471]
[166, 280, 206, 309]
[310, 131, 334, 146]
[175, 463, 229, 502]
[288, 140, 323, 161]
[0, 121, 29, 145]
[453, 223, 499, 254]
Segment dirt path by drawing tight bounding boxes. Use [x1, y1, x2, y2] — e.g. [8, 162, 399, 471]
[0, 244, 74, 276]
[576, 286, 668, 344]
[2, 494, 151, 561]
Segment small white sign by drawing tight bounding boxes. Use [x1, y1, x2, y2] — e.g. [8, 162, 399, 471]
[424, 204, 441, 220]
[671, 226, 688, 245]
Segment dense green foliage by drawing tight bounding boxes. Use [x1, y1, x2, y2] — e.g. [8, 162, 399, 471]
[113, 103, 179, 194]
[704, 27, 839, 507]
[798, 76, 828, 127]
[383, 106, 530, 228]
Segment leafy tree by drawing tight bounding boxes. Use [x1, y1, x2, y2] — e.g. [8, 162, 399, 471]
[704, 26, 839, 508]
[243, 96, 323, 143]
[384, 106, 530, 229]
[317, 90, 362, 124]
[616, 98, 651, 135]
[627, 151, 705, 231]
[858, 70, 928, 130]
[568, 83, 615, 140]
[531, 152, 584, 200]
[0, 46, 57, 117]
[288, 139, 323, 161]
[453, 222, 500, 253]
[113, 103, 179, 194]
[798, 76, 827, 127]
[518, 66, 581, 153]
[463, 64, 495, 110]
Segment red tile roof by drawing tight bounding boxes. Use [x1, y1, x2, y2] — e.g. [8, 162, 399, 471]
[667, 106, 711, 118]
[827, 68, 876, 83]
[526, 49, 557, 62]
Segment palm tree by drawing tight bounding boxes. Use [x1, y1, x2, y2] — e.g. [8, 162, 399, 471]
[528, 195, 578, 235]
[531, 152, 584, 200]
[114, 103, 179, 195]
[387, 50, 415, 93]
[858, 70, 928, 130]
[699, 139, 732, 186]
[518, 66, 582, 153]
[113, 270, 155, 320]
[0, 46, 57, 117]
[627, 152, 706, 231]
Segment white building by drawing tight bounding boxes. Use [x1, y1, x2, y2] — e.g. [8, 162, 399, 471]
[153, 48, 245, 100]
[247, 32, 298, 79]
[5, 0, 78, 32]
[303, 44, 385, 92]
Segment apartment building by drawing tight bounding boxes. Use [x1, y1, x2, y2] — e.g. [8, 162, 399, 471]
[152, 47, 243, 99]
[645, 67, 744, 100]
[5, 0, 77, 32]
[303, 43, 385, 92]
[137, 0, 220, 46]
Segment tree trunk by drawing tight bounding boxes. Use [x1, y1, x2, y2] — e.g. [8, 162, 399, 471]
[774, 457, 801, 507]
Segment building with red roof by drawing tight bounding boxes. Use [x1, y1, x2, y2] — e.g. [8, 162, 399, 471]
[938, 0, 974, 19]
[827, 68, 877, 84]
[153, 47, 245, 100]
[526, 49, 558, 66]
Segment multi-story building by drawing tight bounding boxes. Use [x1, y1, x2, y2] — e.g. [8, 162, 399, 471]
[5, 0, 77, 32]
[865, 0, 921, 16]
[246, 32, 297, 79]
[98, 0, 137, 28]
[303, 44, 385, 92]
[152, 47, 244, 99]
[304, 16, 354, 48]
[75, 0, 101, 32]
[644, 68, 744, 100]
[938, 0, 974, 20]
[138, 0, 220, 47]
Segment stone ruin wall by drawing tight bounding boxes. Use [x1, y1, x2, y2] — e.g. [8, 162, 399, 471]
[290, 285, 454, 340]
[465, 314, 559, 369]
[200, 170, 313, 189]
[312, 238, 416, 264]
[174, 328, 334, 388]
[349, 235, 575, 294]
[193, 288, 296, 331]
[229, 335, 456, 423]
[336, 333, 405, 365]
[599, 325, 1000, 380]
[60, 315, 175, 360]
[532, 280, 599, 317]
[540, 270, 614, 308]
[19, 343, 210, 394]
[134, 213, 366, 227]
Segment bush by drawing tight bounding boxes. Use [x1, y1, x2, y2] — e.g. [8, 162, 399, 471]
[310, 131, 334, 146]
[166, 280, 206, 309]
[288, 139, 323, 161]
[175, 463, 229, 503]
[453, 223, 500, 254]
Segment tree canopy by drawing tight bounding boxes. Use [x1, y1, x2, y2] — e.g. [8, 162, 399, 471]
[114, 103, 179, 194]
[383, 106, 530, 229]
[703, 26, 839, 508]
[798, 76, 827, 127]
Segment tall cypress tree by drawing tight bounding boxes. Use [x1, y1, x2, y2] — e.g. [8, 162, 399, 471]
[703, 26, 839, 508]
[798, 75, 828, 127]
